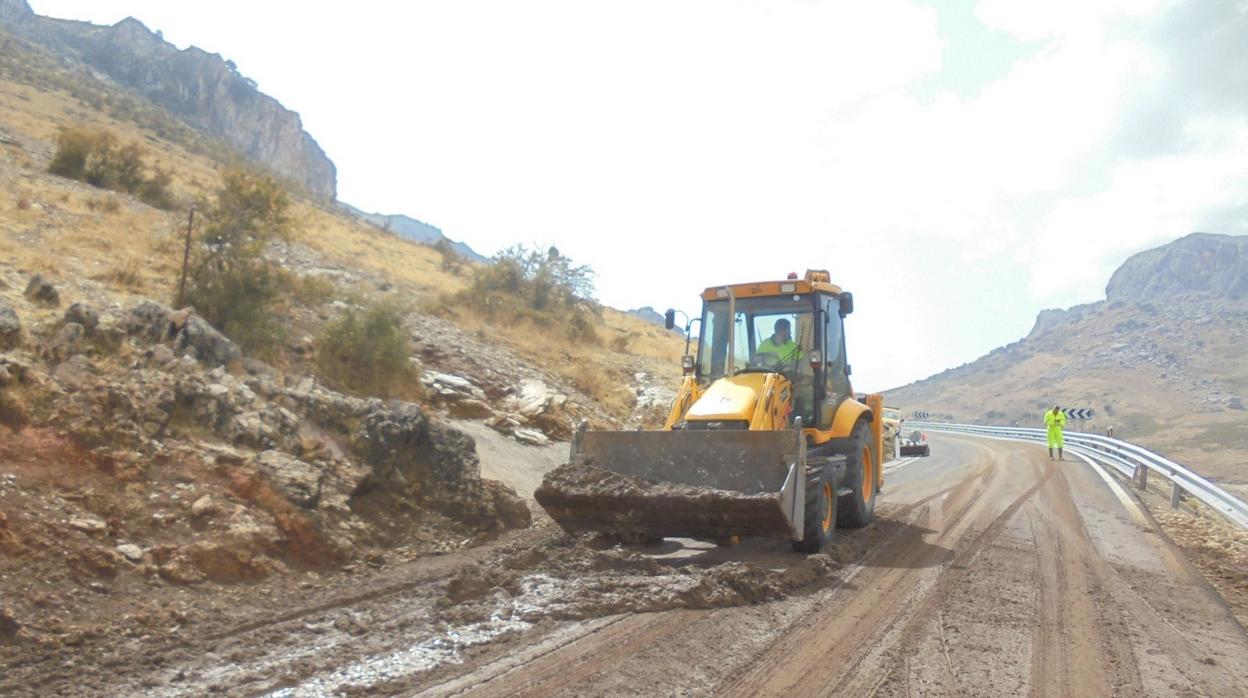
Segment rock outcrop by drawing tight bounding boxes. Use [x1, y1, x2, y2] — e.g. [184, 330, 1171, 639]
[1106, 233, 1248, 302]
[0, 0, 337, 199]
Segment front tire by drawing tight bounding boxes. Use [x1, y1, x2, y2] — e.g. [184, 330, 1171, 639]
[838, 420, 877, 528]
[793, 459, 836, 553]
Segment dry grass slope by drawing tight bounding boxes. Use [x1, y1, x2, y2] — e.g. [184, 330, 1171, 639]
[0, 41, 685, 422]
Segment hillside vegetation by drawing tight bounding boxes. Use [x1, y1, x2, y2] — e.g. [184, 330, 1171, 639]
[0, 36, 684, 421]
[0, 13, 688, 656]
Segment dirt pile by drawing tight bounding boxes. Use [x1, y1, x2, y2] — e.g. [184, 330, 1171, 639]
[1153, 510, 1248, 627]
[0, 288, 529, 649]
[436, 534, 837, 626]
[535, 461, 793, 540]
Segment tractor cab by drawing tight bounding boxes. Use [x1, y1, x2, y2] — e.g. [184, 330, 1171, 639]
[680, 270, 854, 430]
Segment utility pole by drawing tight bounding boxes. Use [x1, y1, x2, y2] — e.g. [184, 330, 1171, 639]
[175, 206, 195, 309]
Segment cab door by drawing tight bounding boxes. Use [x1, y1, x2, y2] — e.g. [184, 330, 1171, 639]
[819, 295, 852, 426]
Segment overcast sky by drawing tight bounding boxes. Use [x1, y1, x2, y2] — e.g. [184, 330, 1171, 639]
[30, 0, 1248, 392]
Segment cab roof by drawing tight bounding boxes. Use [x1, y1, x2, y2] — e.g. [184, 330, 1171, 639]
[700, 269, 843, 301]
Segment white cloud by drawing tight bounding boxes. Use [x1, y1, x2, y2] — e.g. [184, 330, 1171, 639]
[27, 0, 1248, 391]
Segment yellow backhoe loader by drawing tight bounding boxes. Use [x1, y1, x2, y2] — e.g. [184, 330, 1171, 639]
[535, 270, 884, 552]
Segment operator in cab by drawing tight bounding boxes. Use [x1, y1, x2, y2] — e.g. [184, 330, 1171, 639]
[755, 318, 802, 367]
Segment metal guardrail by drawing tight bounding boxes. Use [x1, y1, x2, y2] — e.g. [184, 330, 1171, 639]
[907, 421, 1248, 530]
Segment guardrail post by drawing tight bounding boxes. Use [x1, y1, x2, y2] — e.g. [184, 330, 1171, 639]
[1170, 482, 1182, 509]
[1136, 465, 1148, 490]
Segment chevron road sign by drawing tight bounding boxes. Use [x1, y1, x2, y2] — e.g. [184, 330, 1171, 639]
[1061, 408, 1095, 420]
[912, 411, 930, 419]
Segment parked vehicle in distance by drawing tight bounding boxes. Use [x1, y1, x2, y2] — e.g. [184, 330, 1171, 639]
[899, 426, 931, 457]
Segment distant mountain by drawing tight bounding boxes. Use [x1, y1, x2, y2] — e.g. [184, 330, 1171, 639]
[627, 306, 687, 336]
[627, 306, 667, 327]
[0, 0, 337, 199]
[885, 233, 1248, 494]
[340, 204, 488, 263]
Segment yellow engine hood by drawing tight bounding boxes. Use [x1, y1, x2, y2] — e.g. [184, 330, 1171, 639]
[686, 374, 769, 422]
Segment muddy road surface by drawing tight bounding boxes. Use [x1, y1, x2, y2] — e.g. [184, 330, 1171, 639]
[5, 434, 1247, 696]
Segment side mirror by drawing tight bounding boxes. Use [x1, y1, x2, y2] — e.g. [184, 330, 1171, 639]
[664, 308, 676, 330]
[838, 293, 854, 317]
[846, 363, 853, 376]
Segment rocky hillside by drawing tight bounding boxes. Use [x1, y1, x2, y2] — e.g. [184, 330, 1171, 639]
[0, 9, 686, 652]
[885, 233, 1248, 495]
[0, 0, 336, 199]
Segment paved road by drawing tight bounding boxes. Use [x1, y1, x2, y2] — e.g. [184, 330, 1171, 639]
[13, 434, 1244, 696]
[427, 433, 1248, 697]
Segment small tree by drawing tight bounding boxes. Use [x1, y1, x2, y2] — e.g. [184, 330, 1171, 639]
[183, 169, 291, 353]
[432, 238, 464, 272]
[47, 127, 174, 210]
[316, 302, 416, 397]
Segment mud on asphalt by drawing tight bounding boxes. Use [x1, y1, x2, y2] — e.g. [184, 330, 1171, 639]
[1, 513, 906, 697]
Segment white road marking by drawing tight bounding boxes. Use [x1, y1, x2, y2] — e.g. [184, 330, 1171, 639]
[1070, 450, 1153, 528]
[884, 457, 920, 472]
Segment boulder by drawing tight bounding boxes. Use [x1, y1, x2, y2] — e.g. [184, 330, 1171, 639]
[423, 372, 486, 398]
[124, 300, 173, 343]
[23, 274, 59, 305]
[0, 606, 20, 638]
[116, 544, 144, 562]
[154, 546, 206, 585]
[513, 428, 550, 446]
[62, 302, 100, 332]
[252, 450, 322, 508]
[0, 301, 19, 350]
[509, 379, 572, 439]
[485, 479, 532, 529]
[68, 515, 107, 533]
[47, 322, 86, 361]
[191, 494, 217, 517]
[514, 379, 556, 418]
[184, 540, 273, 583]
[353, 401, 431, 481]
[176, 315, 240, 366]
[52, 354, 93, 388]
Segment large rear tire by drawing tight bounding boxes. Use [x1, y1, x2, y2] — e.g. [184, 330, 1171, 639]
[838, 420, 877, 528]
[792, 459, 836, 553]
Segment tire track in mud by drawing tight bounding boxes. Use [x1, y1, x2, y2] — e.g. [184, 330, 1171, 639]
[827, 451, 1057, 698]
[1028, 461, 1141, 698]
[421, 443, 1005, 697]
[717, 440, 1022, 697]
[1039, 460, 1248, 696]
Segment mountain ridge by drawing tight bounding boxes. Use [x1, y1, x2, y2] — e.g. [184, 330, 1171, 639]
[338, 204, 488, 263]
[884, 233, 1248, 493]
[0, 0, 337, 199]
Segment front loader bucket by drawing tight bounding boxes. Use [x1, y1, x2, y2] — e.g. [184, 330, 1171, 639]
[535, 427, 807, 541]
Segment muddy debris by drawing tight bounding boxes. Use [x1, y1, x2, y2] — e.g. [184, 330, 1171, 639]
[437, 535, 837, 626]
[535, 462, 792, 540]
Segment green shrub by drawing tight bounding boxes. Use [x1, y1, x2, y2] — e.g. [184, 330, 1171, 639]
[316, 302, 416, 398]
[182, 169, 291, 354]
[610, 331, 634, 353]
[568, 309, 600, 345]
[290, 274, 336, 307]
[432, 238, 465, 272]
[455, 244, 601, 342]
[47, 127, 175, 210]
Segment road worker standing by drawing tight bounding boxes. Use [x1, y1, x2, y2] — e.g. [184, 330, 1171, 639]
[1045, 405, 1066, 461]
